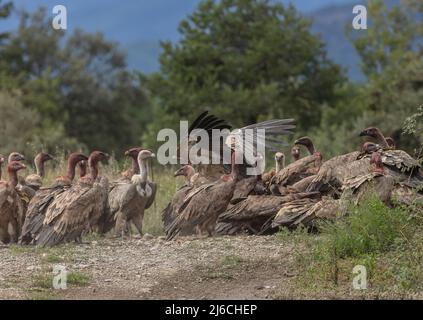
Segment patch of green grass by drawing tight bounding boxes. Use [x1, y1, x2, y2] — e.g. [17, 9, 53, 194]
[317, 194, 414, 259]
[31, 273, 53, 290]
[9, 245, 34, 255]
[43, 253, 63, 264]
[221, 255, 245, 268]
[293, 192, 423, 294]
[67, 272, 90, 286]
[28, 291, 57, 300]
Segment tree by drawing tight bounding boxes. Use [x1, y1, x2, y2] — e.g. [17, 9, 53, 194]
[347, 0, 423, 150]
[0, 8, 150, 155]
[0, 0, 12, 43]
[143, 0, 345, 145]
[349, 0, 422, 78]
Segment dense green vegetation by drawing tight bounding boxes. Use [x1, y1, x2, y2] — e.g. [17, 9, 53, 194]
[0, 0, 421, 160]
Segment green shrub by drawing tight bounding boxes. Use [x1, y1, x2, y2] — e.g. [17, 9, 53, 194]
[317, 193, 414, 259]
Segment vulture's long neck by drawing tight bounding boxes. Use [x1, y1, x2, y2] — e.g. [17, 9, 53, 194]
[66, 159, 77, 181]
[131, 157, 140, 175]
[138, 158, 149, 183]
[230, 151, 241, 181]
[306, 142, 315, 155]
[276, 158, 285, 173]
[374, 131, 390, 149]
[89, 159, 99, 181]
[35, 157, 44, 178]
[8, 169, 19, 188]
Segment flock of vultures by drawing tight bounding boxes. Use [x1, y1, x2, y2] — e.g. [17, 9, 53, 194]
[0, 112, 422, 247]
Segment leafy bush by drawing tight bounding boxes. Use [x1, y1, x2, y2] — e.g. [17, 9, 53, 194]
[317, 193, 414, 259]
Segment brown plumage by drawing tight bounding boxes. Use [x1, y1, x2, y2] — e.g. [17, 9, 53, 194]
[359, 127, 391, 149]
[215, 192, 320, 235]
[270, 137, 322, 195]
[166, 151, 241, 240]
[34, 151, 109, 247]
[162, 165, 196, 233]
[105, 150, 156, 237]
[19, 153, 89, 245]
[360, 142, 420, 175]
[306, 151, 363, 193]
[272, 196, 345, 230]
[0, 162, 26, 243]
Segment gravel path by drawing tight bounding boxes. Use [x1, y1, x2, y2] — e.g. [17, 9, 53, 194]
[0, 235, 297, 300]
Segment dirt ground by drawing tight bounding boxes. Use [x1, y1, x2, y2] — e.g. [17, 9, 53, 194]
[0, 235, 299, 300]
[0, 234, 421, 300]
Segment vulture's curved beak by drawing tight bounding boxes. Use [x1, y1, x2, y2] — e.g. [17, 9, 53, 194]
[174, 168, 184, 177]
[359, 130, 367, 137]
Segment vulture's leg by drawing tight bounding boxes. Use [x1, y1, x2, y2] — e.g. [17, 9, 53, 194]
[131, 213, 144, 237]
[114, 212, 127, 239]
[0, 225, 10, 244]
[8, 220, 19, 243]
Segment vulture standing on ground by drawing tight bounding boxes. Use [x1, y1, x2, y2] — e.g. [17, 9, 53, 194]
[166, 150, 242, 240]
[120, 147, 143, 180]
[162, 165, 196, 233]
[19, 153, 89, 245]
[24, 152, 53, 192]
[107, 149, 156, 237]
[166, 111, 295, 240]
[97, 147, 144, 234]
[0, 161, 26, 243]
[32, 151, 109, 247]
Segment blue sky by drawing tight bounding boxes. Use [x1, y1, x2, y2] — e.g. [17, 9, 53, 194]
[1, 0, 355, 40]
[0, 0, 358, 74]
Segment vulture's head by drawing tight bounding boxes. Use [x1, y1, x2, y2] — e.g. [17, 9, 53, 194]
[174, 165, 195, 178]
[138, 149, 155, 161]
[274, 152, 285, 164]
[124, 147, 144, 159]
[359, 127, 384, 139]
[386, 137, 396, 149]
[89, 151, 110, 164]
[294, 136, 315, 154]
[68, 153, 89, 166]
[291, 146, 300, 160]
[8, 161, 26, 173]
[294, 136, 313, 147]
[8, 152, 25, 163]
[35, 152, 54, 164]
[361, 142, 380, 154]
